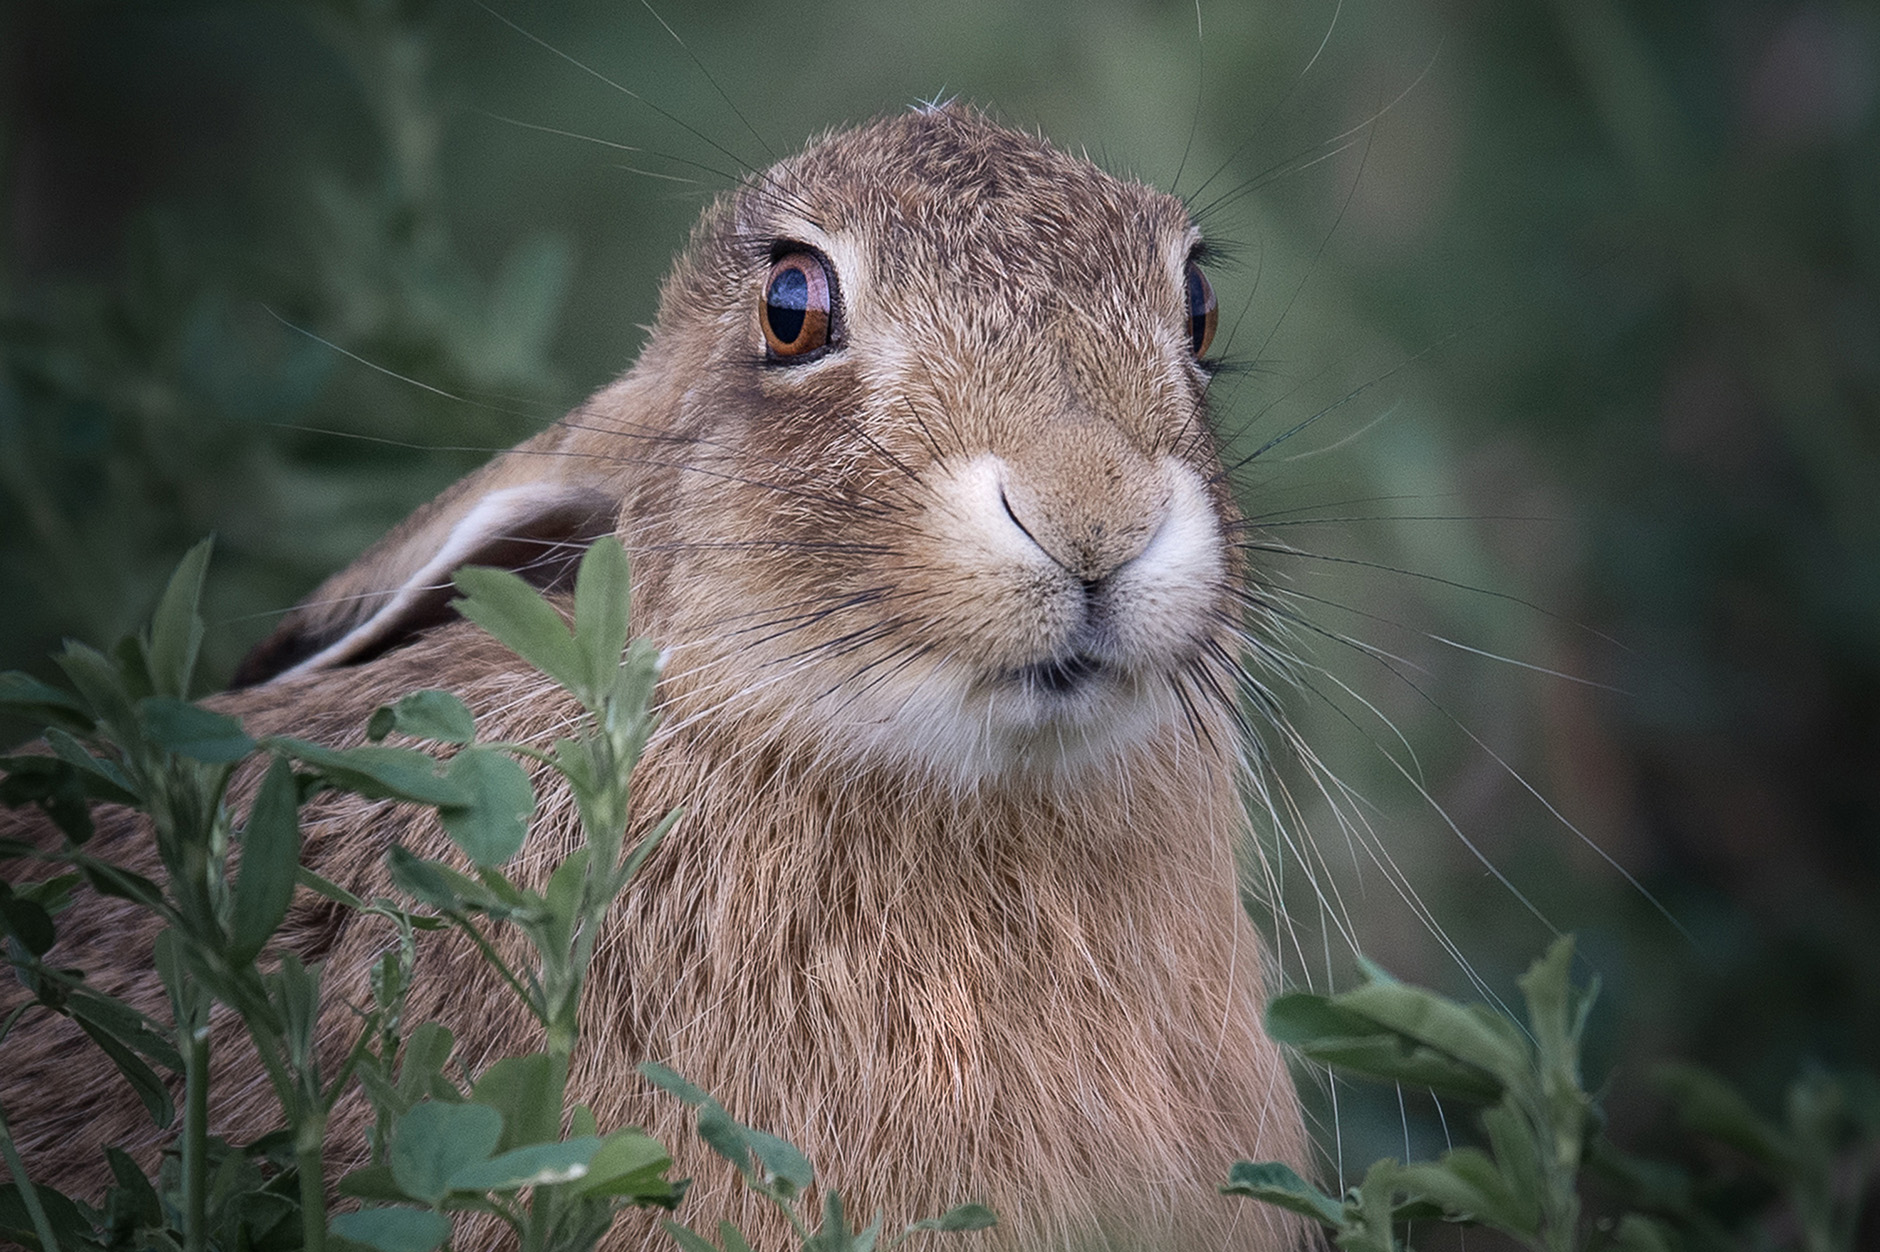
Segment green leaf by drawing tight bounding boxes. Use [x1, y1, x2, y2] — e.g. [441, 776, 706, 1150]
[1220, 1161, 1344, 1227]
[1333, 980, 1530, 1091]
[330, 1206, 451, 1252]
[647, 1065, 810, 1192]
[572, 536, 631, 701]
[1607, 1213, 1678, 1252]
[1656, 1063, 1794, 1174]
[385, 846, 519, 920]
[42, 731, 138, 803]
[663, 1220, 725, 1252]
[297, 865, 368, 910]
[609, 637, 664, 750]
[470, 1053, 567, 1153]
[111, 636, 154, 704]
[638, 1061, 712, 1107]
[451, 565, 584, 695]
[75, 859, 165, 910]
[12, 873, 80, 913]
[223, 1187, 298, 1247]
[1517, 935, 1577, 1053]
[542, 846, 590, 959]
[446, 1136, 601, 1193]
[0, 670, 94, 734]
[267, 951, 324, 1070]
[1262, 992, 1384, 1046]
[386, 846, 465, 914]
[67, 987, 183, 1071]
[854, 1212, 885, 1252]
[472, 866, 540, 916]
[338, 1164, 408, 1202]
[574, 1128, 677, 1202]
[389, 1101, 502, 1204]
[272, 739, 466, 807]
[1396, 1148, 1536, 1238]
[227, 755, 302, 963]
[905, 1204, 998, 1233]
[398, 1022, 458, 1105]
[145, 538, 213, 699]
[743, 1123, 814, 1193]
[438, 746, 534, 866]
[1266, 993, 1504, 1105]
[807, 1191, 859, 1252]
[75, 1015, 175, 1128]
[0, 755, 95, 844]
[0, 884, 56, 956]
[103, 1145, 164, 1229]
[54, 642, 135, 740]
[369, 690, 477, 745]
[0, 1181, 97, 1252]
[695, 1105, 755, 1179]
[1479, 1100, 1546, 1219]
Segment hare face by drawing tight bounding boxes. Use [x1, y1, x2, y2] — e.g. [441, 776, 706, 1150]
[623, 106, 1244, 785]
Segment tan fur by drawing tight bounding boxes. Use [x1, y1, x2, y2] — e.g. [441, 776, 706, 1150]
[2, 106, 1307, 1250]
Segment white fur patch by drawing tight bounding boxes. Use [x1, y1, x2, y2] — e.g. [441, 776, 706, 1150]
[276, 484, 602, 680]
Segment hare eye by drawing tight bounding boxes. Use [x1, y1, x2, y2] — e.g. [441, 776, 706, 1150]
[1185, 261, 1218, 358]
[762, 251, 834, 360]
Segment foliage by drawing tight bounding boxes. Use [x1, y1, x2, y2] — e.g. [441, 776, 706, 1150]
[640, 1063, 995, 1252]
[0, 539, 997, 1252]
[0, 536, 679, 1252]
[4, 0, 1877, 1224]
[1229, 938, 1879, 1251]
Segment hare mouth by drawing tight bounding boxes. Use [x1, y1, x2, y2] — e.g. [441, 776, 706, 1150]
[1009, 652, 1107, 696]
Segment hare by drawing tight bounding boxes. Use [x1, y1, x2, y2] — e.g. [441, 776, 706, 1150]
[2, 104, 1309, 1251]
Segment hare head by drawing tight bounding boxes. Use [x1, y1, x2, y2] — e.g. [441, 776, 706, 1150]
[237, 104, 1250, 792]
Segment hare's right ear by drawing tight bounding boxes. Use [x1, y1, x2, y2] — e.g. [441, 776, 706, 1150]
[231, 451, 622, 688]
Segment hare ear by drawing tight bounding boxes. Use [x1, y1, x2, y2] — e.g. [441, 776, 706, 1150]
[231, 470, 620, 688]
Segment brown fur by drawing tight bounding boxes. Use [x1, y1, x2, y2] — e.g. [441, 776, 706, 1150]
[2, 105, 1307, 1250]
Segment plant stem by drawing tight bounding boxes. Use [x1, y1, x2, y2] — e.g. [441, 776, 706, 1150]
[452, 914, 541, 1020]
[297, 1115, 328, 1252]
[181, 1023, 210, 1252]
[0, 1104, 62, 1252]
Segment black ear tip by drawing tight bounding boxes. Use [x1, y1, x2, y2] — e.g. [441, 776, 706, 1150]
[230, 623, 323, 689]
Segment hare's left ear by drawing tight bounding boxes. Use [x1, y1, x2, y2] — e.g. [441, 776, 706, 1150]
[231, 452, 622, 688]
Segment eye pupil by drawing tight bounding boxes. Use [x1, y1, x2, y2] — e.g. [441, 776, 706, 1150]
[766, 266, 809, 343]
[1186, 262, 1218, 358]
[762, 251, 833, 360]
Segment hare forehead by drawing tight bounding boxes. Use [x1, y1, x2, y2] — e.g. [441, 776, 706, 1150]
[782, 182, 1190, 301]
[741, 112, 1198, 303]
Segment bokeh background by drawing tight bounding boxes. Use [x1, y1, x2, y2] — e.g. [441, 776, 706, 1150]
[4, 0, 1876, 1196]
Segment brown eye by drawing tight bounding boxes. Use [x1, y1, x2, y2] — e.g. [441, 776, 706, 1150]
[1185, 261, 1217, 358]
[762, 251, 833, 360]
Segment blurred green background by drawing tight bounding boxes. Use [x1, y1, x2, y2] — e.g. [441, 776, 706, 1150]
[3, 0, 1876, 1194]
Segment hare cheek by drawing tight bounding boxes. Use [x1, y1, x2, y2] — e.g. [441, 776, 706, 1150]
[1097, 461, 1227, 663]
[920, 455, 1082, 665]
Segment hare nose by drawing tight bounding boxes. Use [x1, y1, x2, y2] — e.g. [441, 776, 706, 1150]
[999, 440, 1169, 584]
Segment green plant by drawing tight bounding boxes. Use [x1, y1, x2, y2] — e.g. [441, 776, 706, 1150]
[1228, 937, 1879, 1252]
[0, 537, 683, 1252]
[639, 1064, 995, 1252]
[1, 537, 1003, 1252]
